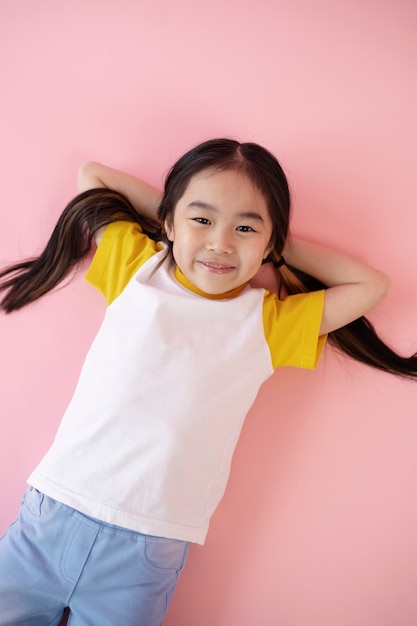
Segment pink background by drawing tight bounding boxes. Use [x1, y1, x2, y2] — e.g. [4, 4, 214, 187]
[1, 1, 417, 624]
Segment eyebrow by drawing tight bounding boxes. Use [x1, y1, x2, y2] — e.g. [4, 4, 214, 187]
[187, 201, 265, 223]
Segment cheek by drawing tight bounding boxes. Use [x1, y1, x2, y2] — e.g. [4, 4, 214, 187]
[245, 245, 269, 271]
[258, 234, 274, 260]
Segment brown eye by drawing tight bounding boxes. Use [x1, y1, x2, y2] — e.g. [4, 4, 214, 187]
[236, 225, 256, 232]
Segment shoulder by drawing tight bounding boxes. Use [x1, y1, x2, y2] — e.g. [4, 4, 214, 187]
[262, 289, 327, 370]
[86, 220, 164, 304]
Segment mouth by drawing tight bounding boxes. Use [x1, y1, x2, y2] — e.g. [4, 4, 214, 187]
[197, 260, 236, 274]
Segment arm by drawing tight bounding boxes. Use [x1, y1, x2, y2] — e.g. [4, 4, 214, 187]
[282, 239, 390, 335]
[77, 161, 163, 222]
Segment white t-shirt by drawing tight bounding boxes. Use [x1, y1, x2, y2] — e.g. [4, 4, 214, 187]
[29, 222, 326, 544]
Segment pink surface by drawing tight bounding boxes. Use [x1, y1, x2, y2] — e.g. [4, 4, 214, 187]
[1, 1, 417, 624]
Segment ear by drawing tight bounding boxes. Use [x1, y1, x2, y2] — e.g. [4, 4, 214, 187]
[263, 242, 274, 260]
[164, 219, 174, 242]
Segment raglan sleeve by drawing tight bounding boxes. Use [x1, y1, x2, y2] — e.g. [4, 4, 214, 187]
[263, 289, 327, 370]
[85, 221, 163, 305]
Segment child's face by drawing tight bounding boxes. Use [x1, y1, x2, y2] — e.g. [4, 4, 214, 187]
[165, 168, 273, 295]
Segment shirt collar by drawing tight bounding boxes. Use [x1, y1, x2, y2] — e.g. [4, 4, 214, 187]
[174, 266, 247, 300]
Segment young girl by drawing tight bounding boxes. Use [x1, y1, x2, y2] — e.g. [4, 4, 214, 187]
[0, 138, 416, 626]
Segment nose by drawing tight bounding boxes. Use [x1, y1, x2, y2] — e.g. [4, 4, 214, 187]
[206, 228, 234, 254]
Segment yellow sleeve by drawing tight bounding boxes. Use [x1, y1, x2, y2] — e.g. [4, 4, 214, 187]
[85, 221, 164, 304]
[263, 290, 327, 370]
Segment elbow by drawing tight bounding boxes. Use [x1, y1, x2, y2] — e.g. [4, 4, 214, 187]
[77, 161, 104, 193]
[77, 161, 90, 193]
[373, 269, 390, 305]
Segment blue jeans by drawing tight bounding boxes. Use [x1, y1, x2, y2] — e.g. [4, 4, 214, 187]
[0, 487, 188, 625]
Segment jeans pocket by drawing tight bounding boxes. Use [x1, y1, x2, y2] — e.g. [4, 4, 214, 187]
[144, 536, 189, 573]
[23, 487, 59, 518]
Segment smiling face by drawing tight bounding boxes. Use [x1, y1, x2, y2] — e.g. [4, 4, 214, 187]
[164, 168, 274, 295]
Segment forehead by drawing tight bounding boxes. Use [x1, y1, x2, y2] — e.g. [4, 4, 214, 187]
[179, 168, 270, 217]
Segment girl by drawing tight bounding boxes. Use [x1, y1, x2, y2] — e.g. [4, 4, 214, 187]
[0, 139, 416, 626]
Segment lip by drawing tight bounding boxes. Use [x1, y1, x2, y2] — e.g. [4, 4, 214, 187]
[197, 259, 236, 274]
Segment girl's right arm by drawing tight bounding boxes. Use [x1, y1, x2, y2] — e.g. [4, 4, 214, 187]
[78, 161, 163, 222]
[0, 169, 156, 312]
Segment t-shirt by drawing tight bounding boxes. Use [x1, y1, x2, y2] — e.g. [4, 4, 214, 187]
[28, 221, 326, 544]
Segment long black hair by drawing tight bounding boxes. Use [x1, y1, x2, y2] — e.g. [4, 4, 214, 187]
[1, 138, 417, 379]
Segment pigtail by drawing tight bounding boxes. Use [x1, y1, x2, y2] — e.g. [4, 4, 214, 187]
[271, 260, 417, 380]
[0, 188, 161, 314]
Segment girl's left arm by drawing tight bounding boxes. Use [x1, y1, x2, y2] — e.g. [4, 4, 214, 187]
[283, 239, 390, 335]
